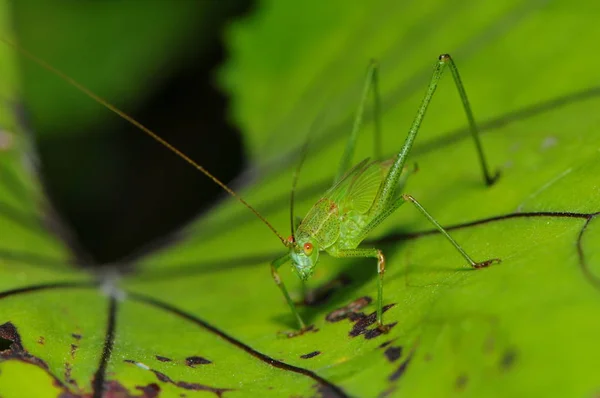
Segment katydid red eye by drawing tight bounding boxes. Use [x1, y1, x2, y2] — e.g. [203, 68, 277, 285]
[287, 235, 295, 244]
[303, 243, 313, 255]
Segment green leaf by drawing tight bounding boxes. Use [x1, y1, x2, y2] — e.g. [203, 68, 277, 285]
[3, 0, 600, 397]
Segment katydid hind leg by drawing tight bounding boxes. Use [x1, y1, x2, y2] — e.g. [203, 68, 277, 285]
[372, 54, 498, 216]
[335, 60, 383, 182]
[445, 55, 500, 186]
[401, 194, 500, 268]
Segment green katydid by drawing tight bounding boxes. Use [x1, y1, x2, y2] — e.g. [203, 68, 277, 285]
[3, 38, 500, 333]
[273, 54, 500, 333]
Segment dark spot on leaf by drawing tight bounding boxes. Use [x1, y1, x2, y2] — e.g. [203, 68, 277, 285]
[65, 365, 79, 387]
[152, 370, 173, 383]
[135, 383, 161, 398]
[0, 322, 22, 352]
[378, 385, 397, 397]
[365, 322, 397, 339]
[326, 296, 372, 322]
[424, 353, 432, 361]
[384, 346, 402, 362]
[455, 373, 468, 390]
[156, 355, 172, 362]
[379, 340, 394, 349]
[186, 356, 212, 366]
[304, 274, 352, 306]
[0, 322, 49, 370]
[124, 357, 232, 397]
[348, 304, 395, 339]
[71, 333, 82, 340]
[70, 344, 78, 359]
[300, 351, 321, 359]
[389, 351, 414, 382]
[64, 362, 73, 385]
[314, 383, 343, 398]
[175, 381, 232, 396]
[500, 349, 517, 370]
[0, 323, 89, 395]
[37, 336, 45, 345]
[95, 380, 160, 398]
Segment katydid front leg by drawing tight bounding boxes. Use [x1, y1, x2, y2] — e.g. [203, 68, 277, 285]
[271, 253, 307, 331]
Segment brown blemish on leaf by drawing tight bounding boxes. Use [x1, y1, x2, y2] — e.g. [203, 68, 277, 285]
[500, 349, 517, 370]
[125, 358, 232, 397]
[364, 323, 397, 340]
[99, 380, 160, 398]
[156, 355, 172, 362]
[384, 346, 402, 362]
[300, 351, 321, 359]
[348, 304, 396, 339]
[37, 336, 45, 345]
[186, 356, 212, 367]
[378, 340, 394, 349]
[314, 383, 344, 398]
[175, 381, 232, 395]
[0, 322, 49, 370]
[135, 383, 161, 398]
[152, 370, 173, 383]
[0, 322, 87, 395]
[326, 297, 396, 339]
[70, 344, 78, 359]
[379, 385, 397, 397]
[71, 333, 82, 340]
[64, 362, 76, 386]
[455, 373, 468, 390]
[326, 296, 372, 322]
[389, 351, 414, 382]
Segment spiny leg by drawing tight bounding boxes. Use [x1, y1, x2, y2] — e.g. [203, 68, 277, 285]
[335, 60, 382, 182]
[401, 194, 500, 268]
[445, 56, 499, 186]
[271, 253, 307, 330]
[372, 54, 498, 216]
[328, 247, 388, 329]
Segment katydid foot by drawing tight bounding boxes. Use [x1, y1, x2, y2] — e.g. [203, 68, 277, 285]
[278, 324, 317, 339]
[473, 258, 501, 269]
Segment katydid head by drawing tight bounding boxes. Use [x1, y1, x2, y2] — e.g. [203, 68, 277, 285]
[287, 236, 319, 281]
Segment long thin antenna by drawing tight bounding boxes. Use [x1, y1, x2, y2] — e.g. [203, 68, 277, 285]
[1, 37, 287, 245]
[289, 134, 311, 238]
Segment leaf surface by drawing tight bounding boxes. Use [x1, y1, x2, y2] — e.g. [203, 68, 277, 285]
[2, 0, 600, 397]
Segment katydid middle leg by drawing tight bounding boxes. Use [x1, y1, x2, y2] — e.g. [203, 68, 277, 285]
[327, 246, 387, 327]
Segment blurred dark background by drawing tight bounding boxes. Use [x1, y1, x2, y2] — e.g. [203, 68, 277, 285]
[12, 2, 254, 265]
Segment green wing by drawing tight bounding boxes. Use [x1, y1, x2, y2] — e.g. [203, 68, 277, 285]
[324, 158, 388, 213]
